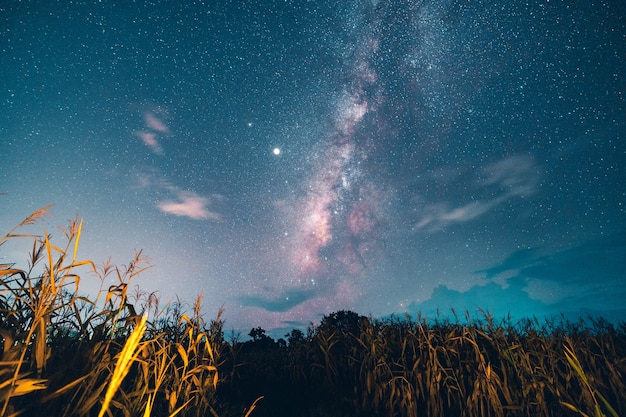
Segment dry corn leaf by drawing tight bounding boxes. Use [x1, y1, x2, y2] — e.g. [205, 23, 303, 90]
[176, 344, 188, 369]
[10, 378, 47, 396]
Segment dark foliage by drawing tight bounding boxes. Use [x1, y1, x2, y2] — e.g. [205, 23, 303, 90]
[215, 310, 626, 417]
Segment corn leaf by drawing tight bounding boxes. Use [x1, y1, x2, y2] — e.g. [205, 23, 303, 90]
[10, 378, 48, 396]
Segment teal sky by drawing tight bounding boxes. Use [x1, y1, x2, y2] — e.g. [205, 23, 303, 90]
[1, 0, 624, 336]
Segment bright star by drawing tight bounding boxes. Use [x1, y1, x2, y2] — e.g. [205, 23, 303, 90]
[273, 147, 281, 155]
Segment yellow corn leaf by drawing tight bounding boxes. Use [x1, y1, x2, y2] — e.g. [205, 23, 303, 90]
[143, 393, 153, 417]
[43, 374, 89, 400]
[108, 398, 129, 417]
[34, 318, 48, 375]
[564, 344, 587, 382]
[44, 232, 56, 293]
[61, 259, 96, 275]
[560, 401, 586, 415]
[71, 259, 96, 269]
[73, 219, 83, 262]
[176, 344, 188, 369]
[179, 314, 191, 326]
[244, 396, 264, 417]
[211, 371, 218, 389]
[203, 337, 215, 363]
[185, 365, 217, 376]
[168, 389, 177, 412]
[0, 269, 25, 278]
[75, 381, 108, 415]
[168, 398, 192, 417]
[11, 378, 48, 396]
[0, 378, 14, 391]
[98, 314, 147, 417]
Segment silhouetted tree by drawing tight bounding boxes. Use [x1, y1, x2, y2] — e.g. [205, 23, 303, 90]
[247, 326, 275, 349]
[318, 310, 368, 337]
[286, 328, 305, 346]
[249, 327, 268, 342]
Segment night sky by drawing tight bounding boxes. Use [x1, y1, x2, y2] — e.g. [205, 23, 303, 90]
[2, 0, 624, 337]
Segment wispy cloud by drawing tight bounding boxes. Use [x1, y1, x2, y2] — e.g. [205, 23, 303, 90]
[127, 109, 224, 221]
[239, 289, 317, 312]
[135, 169, 177, 191]
[133, 169, 225, 221]
[144, 111, 170, 133]
[478, 247, 539, 279]
[412, 155, 540, 231]
[135, 131, 162, 154]
[135, 111, 170, 154]
[481, 154, 540, 197]
[440, 199, 498, 222]
[157, 191, 223, 220]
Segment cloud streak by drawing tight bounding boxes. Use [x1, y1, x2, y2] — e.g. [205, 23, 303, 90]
[135, 111, 170, 154]
[413, 155, 540, 232]
[239, 289, 317, 312]
[144, 111, 170, 133]
[135, 131, 162, 154]
[157, 191, 222, 220]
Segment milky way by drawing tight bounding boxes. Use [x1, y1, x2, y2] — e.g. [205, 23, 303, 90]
[235, 1, 393, 327]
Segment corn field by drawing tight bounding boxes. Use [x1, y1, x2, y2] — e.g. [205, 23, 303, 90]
[1, 208, 624, 417]
[0, 207, 223, 417]
[220, 310, 624, 417]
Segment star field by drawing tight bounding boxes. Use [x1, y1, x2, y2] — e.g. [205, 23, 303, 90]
[1, 0, 624, 337]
